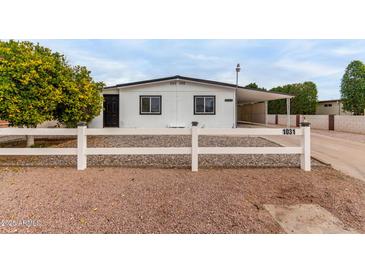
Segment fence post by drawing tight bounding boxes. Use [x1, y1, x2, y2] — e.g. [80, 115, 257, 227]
[286, 98, 291, 128]
[300, 121, 311, 171]
[191, 121, 199, 172]
[77, 122, 87, 170]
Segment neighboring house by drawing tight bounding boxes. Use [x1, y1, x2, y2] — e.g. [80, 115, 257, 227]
[316, 99, 352, 115]
[89, 75, 293, 128]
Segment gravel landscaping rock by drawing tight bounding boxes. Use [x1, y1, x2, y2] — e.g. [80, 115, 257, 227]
[0, 135, 323, 168]
[0, 166, 363, 233]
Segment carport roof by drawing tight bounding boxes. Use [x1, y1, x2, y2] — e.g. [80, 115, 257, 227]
[105, 75, 293, 102]
[236, 87, 293, 103]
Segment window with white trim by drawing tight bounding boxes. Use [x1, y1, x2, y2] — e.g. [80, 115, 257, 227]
[140, 96, 161, 115]
[194, 96, 216, 115]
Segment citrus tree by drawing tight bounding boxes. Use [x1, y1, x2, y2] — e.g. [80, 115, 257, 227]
[0, 40, 65, 145]
[0, 40, 104, 146]
[55, 65, 104, 127]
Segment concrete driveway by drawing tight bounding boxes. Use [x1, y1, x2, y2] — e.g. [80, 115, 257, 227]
[265, 130, 365, 182]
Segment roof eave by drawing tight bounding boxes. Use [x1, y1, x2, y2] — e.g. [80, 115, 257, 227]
[104, 75, 295, 99]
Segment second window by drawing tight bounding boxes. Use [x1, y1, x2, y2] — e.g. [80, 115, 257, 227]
[194, 96, 216, 115]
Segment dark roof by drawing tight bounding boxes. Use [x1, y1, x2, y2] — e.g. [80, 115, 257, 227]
[105, 75, 259, 91]
[318, 99, 341, 103]
[104, 75, 294, 97]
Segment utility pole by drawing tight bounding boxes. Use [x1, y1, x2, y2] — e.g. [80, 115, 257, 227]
[234, 64, 241, 128]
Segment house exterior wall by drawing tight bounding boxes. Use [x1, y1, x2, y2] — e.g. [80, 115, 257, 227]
[238, 102, 266, 124]
[89, 81, 235, 128]
[316, 101, 352, 115]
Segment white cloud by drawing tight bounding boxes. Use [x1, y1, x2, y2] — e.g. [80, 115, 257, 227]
[318, 88, 341, 100]
[331, 47, 365, 56]
[183, 53, 223, 62]
[273, 58, 342, 78]
[52, 48, 150, 85]
[31, 39, 362, 100]
[71, 54, 147, 83]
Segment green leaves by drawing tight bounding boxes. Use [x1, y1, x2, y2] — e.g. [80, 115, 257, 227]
[268, 82, 318, 115]
[0, 40, 62, 127]
[55, 65, 104, 127]
[244, 83, 267, 91]
[340, 60, 365, 115]
[0, 40, 104, 128]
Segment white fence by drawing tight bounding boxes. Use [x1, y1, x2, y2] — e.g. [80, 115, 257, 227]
[0, 124, 311, 171]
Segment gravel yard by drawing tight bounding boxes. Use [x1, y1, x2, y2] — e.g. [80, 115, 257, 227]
[0, 166, 364, 233]
[0, 135, 322, 168]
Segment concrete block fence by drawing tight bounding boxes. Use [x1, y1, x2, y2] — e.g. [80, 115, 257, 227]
[303, 115, 329, 130]
[335, 116, 365, 134]
[267, 115, 276, 124]
[277, 115, 298, 127]
[268, 114, 365, 134]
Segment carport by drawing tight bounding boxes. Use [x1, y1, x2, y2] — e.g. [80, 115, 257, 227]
[236, 87, 294, 127]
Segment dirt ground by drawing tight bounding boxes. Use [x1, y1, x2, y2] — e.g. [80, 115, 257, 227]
[0, 166, 364, 233]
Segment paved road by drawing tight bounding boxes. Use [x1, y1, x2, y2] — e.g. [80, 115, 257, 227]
[265, 131, 365, 182]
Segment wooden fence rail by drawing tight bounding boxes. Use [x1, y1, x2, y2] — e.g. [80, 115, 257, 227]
[0, 122, 311, 171]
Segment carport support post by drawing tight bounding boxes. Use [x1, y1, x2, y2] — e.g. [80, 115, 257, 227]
[286, 98, 291, 128]
[191, 121, 199, 172]
[77, 122, 87, 170]
[264, 101, 268, 125]
[300, 122, 311, 171]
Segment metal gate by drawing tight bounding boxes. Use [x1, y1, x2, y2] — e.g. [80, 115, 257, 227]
[329, 114, 335, 130]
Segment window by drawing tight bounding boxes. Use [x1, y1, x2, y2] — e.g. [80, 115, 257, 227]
[194, 96, 216, 115]
[140, 96, 161, 115]
[324, 104, 332, 107]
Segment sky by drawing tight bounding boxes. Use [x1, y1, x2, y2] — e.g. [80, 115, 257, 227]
[34, 39, 365, 100]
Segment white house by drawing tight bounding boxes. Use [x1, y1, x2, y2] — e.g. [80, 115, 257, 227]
[89, 75, 293, 128]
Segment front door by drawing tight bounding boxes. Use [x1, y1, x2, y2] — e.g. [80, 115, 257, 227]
[103, 95, 119, 127]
